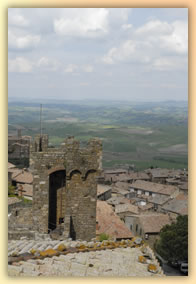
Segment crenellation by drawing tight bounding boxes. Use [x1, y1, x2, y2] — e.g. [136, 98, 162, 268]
[29, 134, 102, 240]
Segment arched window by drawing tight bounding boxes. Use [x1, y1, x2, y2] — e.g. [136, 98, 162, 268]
[84, 169, 96, 180]
[69, 170, 82, 179]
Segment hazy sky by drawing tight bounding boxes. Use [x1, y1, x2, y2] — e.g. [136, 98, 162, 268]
[8, 8, 188, 101]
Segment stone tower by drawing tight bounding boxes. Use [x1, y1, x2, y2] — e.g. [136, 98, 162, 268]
[30, 135, 102, 241]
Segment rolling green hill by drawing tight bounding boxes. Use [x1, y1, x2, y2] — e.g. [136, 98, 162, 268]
[8, 99, 188, 170]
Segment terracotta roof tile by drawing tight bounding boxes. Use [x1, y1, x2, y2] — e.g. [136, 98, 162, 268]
[138, 203, 154, 211]
[115, 182, 129, 190]
[97, 185, 111, 196]
[8, 162, 16, 169]
[162, 194, 188, 215]
[96, 200, 132, 239]
[104, 169, 127, 175]
[12, 170, 33, 184]
[17, 184, 33, 197]
[107, 196, 130, 206]
[115, 203, 139, 215]
[8, 197, 22, 206]
[128, 172, 150, 180]
[179, 182, 188, 191]
[131, 180, 178, 196]
[138, 214, 171, 233]
[147, 195, 171, 205]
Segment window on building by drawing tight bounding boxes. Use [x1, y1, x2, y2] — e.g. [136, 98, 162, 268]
[130, 224, 133, 230]
[145, 233, 149, 240]
[136, 224, 138, 232]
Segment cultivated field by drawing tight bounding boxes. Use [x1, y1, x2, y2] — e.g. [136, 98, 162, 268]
[8, 99, 188, 170]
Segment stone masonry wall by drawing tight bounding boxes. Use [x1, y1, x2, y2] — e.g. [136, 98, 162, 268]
[30, 135, 102, 241]
[8, 206, 33, 230]
[8, 134, 31, 168]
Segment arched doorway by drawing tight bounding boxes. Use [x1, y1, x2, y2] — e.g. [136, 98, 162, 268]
[48, 170, 66, 232]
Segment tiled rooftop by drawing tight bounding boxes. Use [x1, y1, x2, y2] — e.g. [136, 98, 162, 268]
[18, 184, 33, 197]
[12, 170, 33, 184]
[8, 240, 164, 277]
[96, 200, 133, 239]
[8, 162, 16, 169]
[131, 180, 178, 196]
[137, 214, 171, 233]
[8, 197, 22, 206]
[115, 203, 139, 215]
[97, 184, 111, 196]
[107, 196, 130, 206]
[162, 194, 188, 215]
[147, 195, 171, 205]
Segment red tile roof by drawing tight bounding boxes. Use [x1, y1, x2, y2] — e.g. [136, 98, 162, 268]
[131, 180, 178, 196]
[8, 197, 22, 206]
[137, 214, 171, 233]
[97, 185, 111, 196]
[8, 162, 16, 169]
[12, 170, 33, 184]
[128, 172, 150, 180]
[162, 194, 188, 215]
[17, 184, 33, 197]
[96, 200, 132, 239]
[115, 203, 139, 215]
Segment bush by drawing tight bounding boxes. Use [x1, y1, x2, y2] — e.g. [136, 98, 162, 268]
[155, 215, 188, 263]
[8, 183, 16, 196]
[99, 233, 110, 242]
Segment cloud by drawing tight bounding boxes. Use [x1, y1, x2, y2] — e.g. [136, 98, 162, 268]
[103, 18, 188, 67]
[8, 9, 29, 27]
[159, 21, 188, 54]
[122, 24, 132, 30]
[152, 56, 187, 71]
[135, 20, 173, 35]
[54, 8, 109, 38]
[82, 65, 94, 72]
[8, 29, 41, 49]
[64, 64, 78, 73]
[102, 40, 151, 64]
[8, 57, 33, 73]
[135, 19, 188, 54]
[64, 64, 94, 73]
[37, 57, 59, 71]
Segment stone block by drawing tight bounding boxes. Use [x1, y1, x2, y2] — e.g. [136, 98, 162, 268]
[70, 262, 87, 276]
[8, 265, 23, 276]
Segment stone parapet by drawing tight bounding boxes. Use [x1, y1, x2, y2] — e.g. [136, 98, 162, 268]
[29, 135, 102, 240]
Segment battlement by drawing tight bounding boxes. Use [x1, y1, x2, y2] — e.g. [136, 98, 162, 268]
[31, 135, 102, 154]
[30, 134, 102, 240]
[31, 134, 49, 152]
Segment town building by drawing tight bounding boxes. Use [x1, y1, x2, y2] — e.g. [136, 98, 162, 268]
[8, 130, 31, 168]
[129, 180, 179, 199]
[115, 203, 139, 221]
[161, 193, 188, 220]
[124, 214, 171, 248]
[97, 184, 112, 201]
